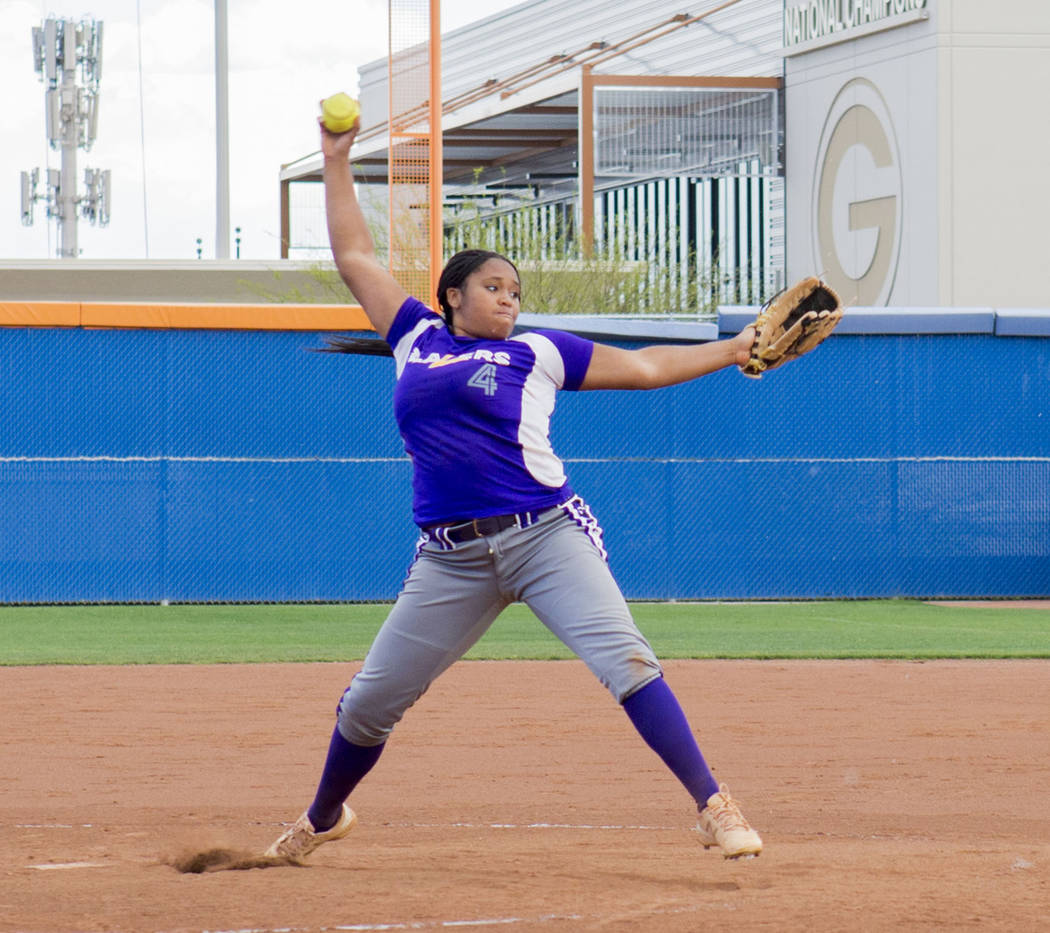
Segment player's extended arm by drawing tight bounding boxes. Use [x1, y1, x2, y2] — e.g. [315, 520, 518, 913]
[580, 328, 755, 390]
[321, 121, 408, 339]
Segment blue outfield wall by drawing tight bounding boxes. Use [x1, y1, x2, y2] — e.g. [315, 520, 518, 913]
[0, 315, 1047, 602]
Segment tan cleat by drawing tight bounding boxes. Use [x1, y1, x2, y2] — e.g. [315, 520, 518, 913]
[694, 786, 763, 859]
[265, 803, 358, 860]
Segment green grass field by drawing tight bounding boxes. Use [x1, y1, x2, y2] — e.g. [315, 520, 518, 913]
[0, 600, 1047, 665]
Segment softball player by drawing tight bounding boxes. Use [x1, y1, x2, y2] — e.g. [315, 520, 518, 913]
[265, 116, 763, 862]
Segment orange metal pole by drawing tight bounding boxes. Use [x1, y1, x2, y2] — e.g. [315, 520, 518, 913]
[387, 0, 395, 277]
[429, 0, 443, 305]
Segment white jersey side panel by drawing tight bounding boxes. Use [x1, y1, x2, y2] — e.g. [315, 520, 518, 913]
[392, 317, 441, 378]
[512, 332, 567, 488]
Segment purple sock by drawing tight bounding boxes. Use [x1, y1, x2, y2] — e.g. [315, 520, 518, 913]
[306, 727, 385, 831]
[622, 677, 720, 808]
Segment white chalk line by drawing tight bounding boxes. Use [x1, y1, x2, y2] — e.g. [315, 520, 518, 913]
[15, 823, 729, 933]
[443, 821, 676, 831]
[14, 823, 94, 829]
[194, 917, 580, 933]
[16, 821, 682, 874]
[188, 902, 728, 933]
[12, 821, 674, 833]
[330, 916, 580, 931]
[258, 820, 679, 833]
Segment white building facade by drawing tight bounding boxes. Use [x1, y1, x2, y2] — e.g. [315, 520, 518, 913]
[280, 0, 1050, 310]
[784, 0, 1050, 307]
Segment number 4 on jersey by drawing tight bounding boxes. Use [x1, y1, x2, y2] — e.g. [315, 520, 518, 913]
[467, 362, 499, 396]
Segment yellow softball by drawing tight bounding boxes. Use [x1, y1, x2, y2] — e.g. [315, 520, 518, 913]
[321, 93, 360, 134]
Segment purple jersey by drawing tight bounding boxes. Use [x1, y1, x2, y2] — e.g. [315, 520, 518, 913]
[385, 297, 594, 527]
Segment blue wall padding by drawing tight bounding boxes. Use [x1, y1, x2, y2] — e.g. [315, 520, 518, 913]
[1, 324, 1046, 602]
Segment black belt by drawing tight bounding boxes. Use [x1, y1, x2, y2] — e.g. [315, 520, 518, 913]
[425, 507, 553, 545]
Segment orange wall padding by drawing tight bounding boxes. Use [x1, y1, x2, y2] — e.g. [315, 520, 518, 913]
[0, 301, 374, 332]
[0, 301, 82, 327]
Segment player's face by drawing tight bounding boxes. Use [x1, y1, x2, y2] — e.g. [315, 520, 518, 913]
[447, 258, 521, 340]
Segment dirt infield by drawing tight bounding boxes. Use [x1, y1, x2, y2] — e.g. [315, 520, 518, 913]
[1, 660, 1047, 932]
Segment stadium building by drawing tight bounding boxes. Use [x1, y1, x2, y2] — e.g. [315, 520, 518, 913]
[279, 0, 1050, 311]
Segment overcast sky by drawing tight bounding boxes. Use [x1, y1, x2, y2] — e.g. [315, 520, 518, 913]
[0, 0, 523, 261]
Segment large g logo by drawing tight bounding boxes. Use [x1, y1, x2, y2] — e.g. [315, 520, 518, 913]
[813, 78, 902, 306]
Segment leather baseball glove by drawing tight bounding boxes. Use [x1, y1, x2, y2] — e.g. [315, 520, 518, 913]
[740, 277, 843, 378]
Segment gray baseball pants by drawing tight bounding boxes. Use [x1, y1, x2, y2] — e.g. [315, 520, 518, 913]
[336, 497, 663, 746]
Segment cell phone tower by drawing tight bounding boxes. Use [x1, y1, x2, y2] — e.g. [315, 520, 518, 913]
[20, 17, 110, 258]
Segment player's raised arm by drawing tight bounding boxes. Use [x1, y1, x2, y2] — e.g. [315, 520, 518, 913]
[579, 327, 755, 391]
[320, 113, 408, 339]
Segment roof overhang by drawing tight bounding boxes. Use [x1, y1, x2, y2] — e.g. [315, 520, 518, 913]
[279, 72, 582, 190]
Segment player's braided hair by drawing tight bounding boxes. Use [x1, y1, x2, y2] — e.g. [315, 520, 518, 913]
[318, 249, 521, 356]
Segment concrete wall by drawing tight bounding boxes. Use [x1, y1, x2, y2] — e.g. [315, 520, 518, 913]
[0, 260, 349, 304]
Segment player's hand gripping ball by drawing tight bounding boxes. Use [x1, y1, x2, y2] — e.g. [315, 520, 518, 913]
[740, 276, 844, 378]
[321, 93, 360, 133]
